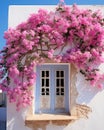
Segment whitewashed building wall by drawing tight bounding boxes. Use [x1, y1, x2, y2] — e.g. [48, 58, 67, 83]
[7, 5, 104, 130]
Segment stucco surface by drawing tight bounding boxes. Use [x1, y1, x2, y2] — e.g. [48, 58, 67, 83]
[7, 5, 104, 130]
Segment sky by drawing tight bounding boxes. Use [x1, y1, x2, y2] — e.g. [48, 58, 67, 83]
[0, 0, 104, 50]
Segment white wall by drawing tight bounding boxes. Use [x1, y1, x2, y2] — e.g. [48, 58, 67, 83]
[7, 5, 104, 130]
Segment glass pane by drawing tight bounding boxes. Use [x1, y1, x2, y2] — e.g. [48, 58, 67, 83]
[42, 71, 44, 77]
[61, 88, 64, 95]
[42, 88, 45, 92]
[61, 79, 64, 86]
[56, 71, 59, 77]
[42, 79, 44, 86]
[46, 79, 49, 87]
[56, 88, 59, 95]
[56, 79, 59, 87]
[41, 88, 45, 95]
[61, 71, 64, 77]
[46, 88, 49, 95]
[46, 71, 49, 77]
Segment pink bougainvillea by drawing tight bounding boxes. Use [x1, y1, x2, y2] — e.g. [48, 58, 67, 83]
[0, 2, 104, 110]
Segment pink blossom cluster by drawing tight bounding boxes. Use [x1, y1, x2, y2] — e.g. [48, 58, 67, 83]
[0, 4, 104, 110]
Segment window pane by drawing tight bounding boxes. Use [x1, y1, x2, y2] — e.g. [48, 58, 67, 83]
[42, 88, 45, 92]
[61, 71, 64, 77]
[41, 88, 45, 95]
[42, 71, 45, 77]
[61, 79, 64, 86]
[42, 79, 44, 86]
[46, 88, 49, 95]
[46, 71, 49, 77]
[56, 79, 59, 87]
[46, 79, 49, 87]
[56, 88, 59, 95]
[56, 71, 59, 77]
[61, 88, 64, 95]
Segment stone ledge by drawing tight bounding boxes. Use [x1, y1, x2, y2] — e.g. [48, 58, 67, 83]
[25, 114, 78, 127]
[25, 113, 78, 121]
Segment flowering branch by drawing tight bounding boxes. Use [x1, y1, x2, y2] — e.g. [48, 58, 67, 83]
[0, 4, 104, 110]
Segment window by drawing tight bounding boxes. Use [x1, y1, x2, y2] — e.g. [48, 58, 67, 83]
[25, 64, 90, 128]
[35, 64, 70, 114]
[25, 64, 83, 128]
[0, 90, 6, 107]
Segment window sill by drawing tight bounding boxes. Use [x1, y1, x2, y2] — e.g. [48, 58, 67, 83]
[25, 114, 78, 127]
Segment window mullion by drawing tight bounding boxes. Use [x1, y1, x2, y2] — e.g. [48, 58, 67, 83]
[50, 65, 55, 113]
